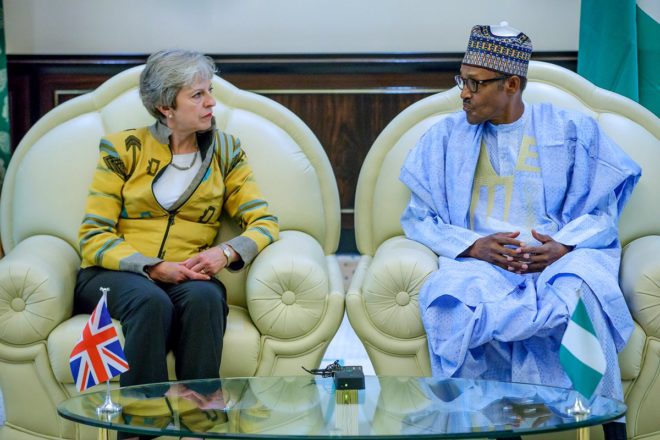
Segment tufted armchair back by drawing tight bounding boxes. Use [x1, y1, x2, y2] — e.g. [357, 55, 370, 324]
[347, 61, 660, 440]
[0, 66, 345, 440]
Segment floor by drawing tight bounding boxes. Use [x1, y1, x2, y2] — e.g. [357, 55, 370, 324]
[321, 253, 374, 374]
[0, 254, 370, 426]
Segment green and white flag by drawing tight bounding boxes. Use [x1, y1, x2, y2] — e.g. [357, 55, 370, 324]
[559, 296, 606, 399]
[636, 0, 660, 115]
[578, 0, 660, 117]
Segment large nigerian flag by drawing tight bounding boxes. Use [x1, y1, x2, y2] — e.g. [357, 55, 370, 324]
[578, 0, 660, 116]
[560, 295, 607, 399]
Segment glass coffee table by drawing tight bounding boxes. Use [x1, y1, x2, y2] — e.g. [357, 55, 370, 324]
[57, 376, 625, 439]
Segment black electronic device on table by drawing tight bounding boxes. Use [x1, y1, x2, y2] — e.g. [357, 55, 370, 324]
[334, 365, 365, 390]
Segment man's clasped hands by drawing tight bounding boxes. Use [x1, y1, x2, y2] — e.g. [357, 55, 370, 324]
[460, 229, 572, 274]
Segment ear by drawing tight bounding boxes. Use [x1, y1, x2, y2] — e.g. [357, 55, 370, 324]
[156, 105, 171, 119]
[505, 76, 522, 95]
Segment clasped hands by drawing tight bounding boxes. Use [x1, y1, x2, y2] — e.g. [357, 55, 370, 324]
[462, 230, 572, 274]
[146, 246, 230, 284]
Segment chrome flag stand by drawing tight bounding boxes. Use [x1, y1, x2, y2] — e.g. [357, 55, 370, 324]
[96, 380, 121, 416]
[96, 380, 120, 440]
[567, 393, 591, 440]
[567, 393, 591, 416]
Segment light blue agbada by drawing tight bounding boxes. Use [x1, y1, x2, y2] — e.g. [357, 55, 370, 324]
[400, 103, 641, 401]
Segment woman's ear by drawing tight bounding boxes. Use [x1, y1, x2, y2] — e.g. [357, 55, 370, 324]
[157, 105, 171, 119]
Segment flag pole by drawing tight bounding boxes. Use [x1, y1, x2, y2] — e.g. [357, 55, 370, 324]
[95, 288, 122, 416]
[560, 288, 603, 440]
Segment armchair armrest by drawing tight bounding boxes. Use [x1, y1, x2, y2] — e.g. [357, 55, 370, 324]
[346, 236, 437, 376]
[246, 230, 344, 341]
[619, 235, 660, 440]
[0, 235, 80, 345]
[620, 235, 660, 339]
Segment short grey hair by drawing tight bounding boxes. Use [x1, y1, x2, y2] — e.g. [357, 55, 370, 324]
[139, 49, 217, 121]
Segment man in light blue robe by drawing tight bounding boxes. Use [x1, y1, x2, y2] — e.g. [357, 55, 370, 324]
[400, 24, 640, 440]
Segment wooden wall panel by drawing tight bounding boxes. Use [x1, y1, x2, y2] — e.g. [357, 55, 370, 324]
[263, 92, 436, 228]
[39, 74, 107, 110]
[7, 74, 31, 147]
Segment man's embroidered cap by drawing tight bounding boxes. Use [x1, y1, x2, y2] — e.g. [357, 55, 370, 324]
[463, 23, 533, 77]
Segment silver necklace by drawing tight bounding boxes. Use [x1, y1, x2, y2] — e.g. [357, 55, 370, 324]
[170, 151, 198, 171]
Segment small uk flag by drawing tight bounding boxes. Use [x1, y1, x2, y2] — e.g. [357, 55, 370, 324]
[69, 288, 129, 392]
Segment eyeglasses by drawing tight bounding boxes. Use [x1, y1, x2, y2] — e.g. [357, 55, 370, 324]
[454, 75, 509, 93]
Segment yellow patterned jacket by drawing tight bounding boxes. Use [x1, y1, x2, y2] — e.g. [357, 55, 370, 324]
[78, 121, 279, 275]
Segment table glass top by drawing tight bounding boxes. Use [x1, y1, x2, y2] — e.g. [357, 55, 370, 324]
[57, 376, 625, 439]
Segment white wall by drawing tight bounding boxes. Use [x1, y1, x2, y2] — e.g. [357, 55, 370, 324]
[4, 0, 580, 55]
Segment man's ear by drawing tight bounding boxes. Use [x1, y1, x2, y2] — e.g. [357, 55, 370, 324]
[505, 76, 522, 95]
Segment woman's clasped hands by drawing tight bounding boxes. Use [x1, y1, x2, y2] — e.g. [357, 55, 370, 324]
[147, 246, 232, 283]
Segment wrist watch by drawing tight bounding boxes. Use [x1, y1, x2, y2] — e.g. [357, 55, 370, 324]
[220, 244, 232, 263]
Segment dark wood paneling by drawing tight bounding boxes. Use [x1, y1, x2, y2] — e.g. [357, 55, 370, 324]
[7, 52, 577, 151]
[6, 53, 577, 252]
[39, 74, 108, 111]
[7, 74, 31, 147]
[7, 56, 143, 146]
[264, 92, 436, 228]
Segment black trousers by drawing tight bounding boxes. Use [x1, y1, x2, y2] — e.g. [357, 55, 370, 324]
[75, 266, 228, 386]
[76, 267, 228, 440]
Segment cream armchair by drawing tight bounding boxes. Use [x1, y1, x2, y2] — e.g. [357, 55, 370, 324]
[0, 66, 345, 440]
[346, 61, 660, 440]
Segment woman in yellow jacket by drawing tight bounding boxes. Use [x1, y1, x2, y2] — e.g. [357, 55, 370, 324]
[75, 50, 279, 412]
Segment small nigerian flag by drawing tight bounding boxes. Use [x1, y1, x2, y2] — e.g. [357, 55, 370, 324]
[69, 289, 129, 392]
[559, 294, 606, 399]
